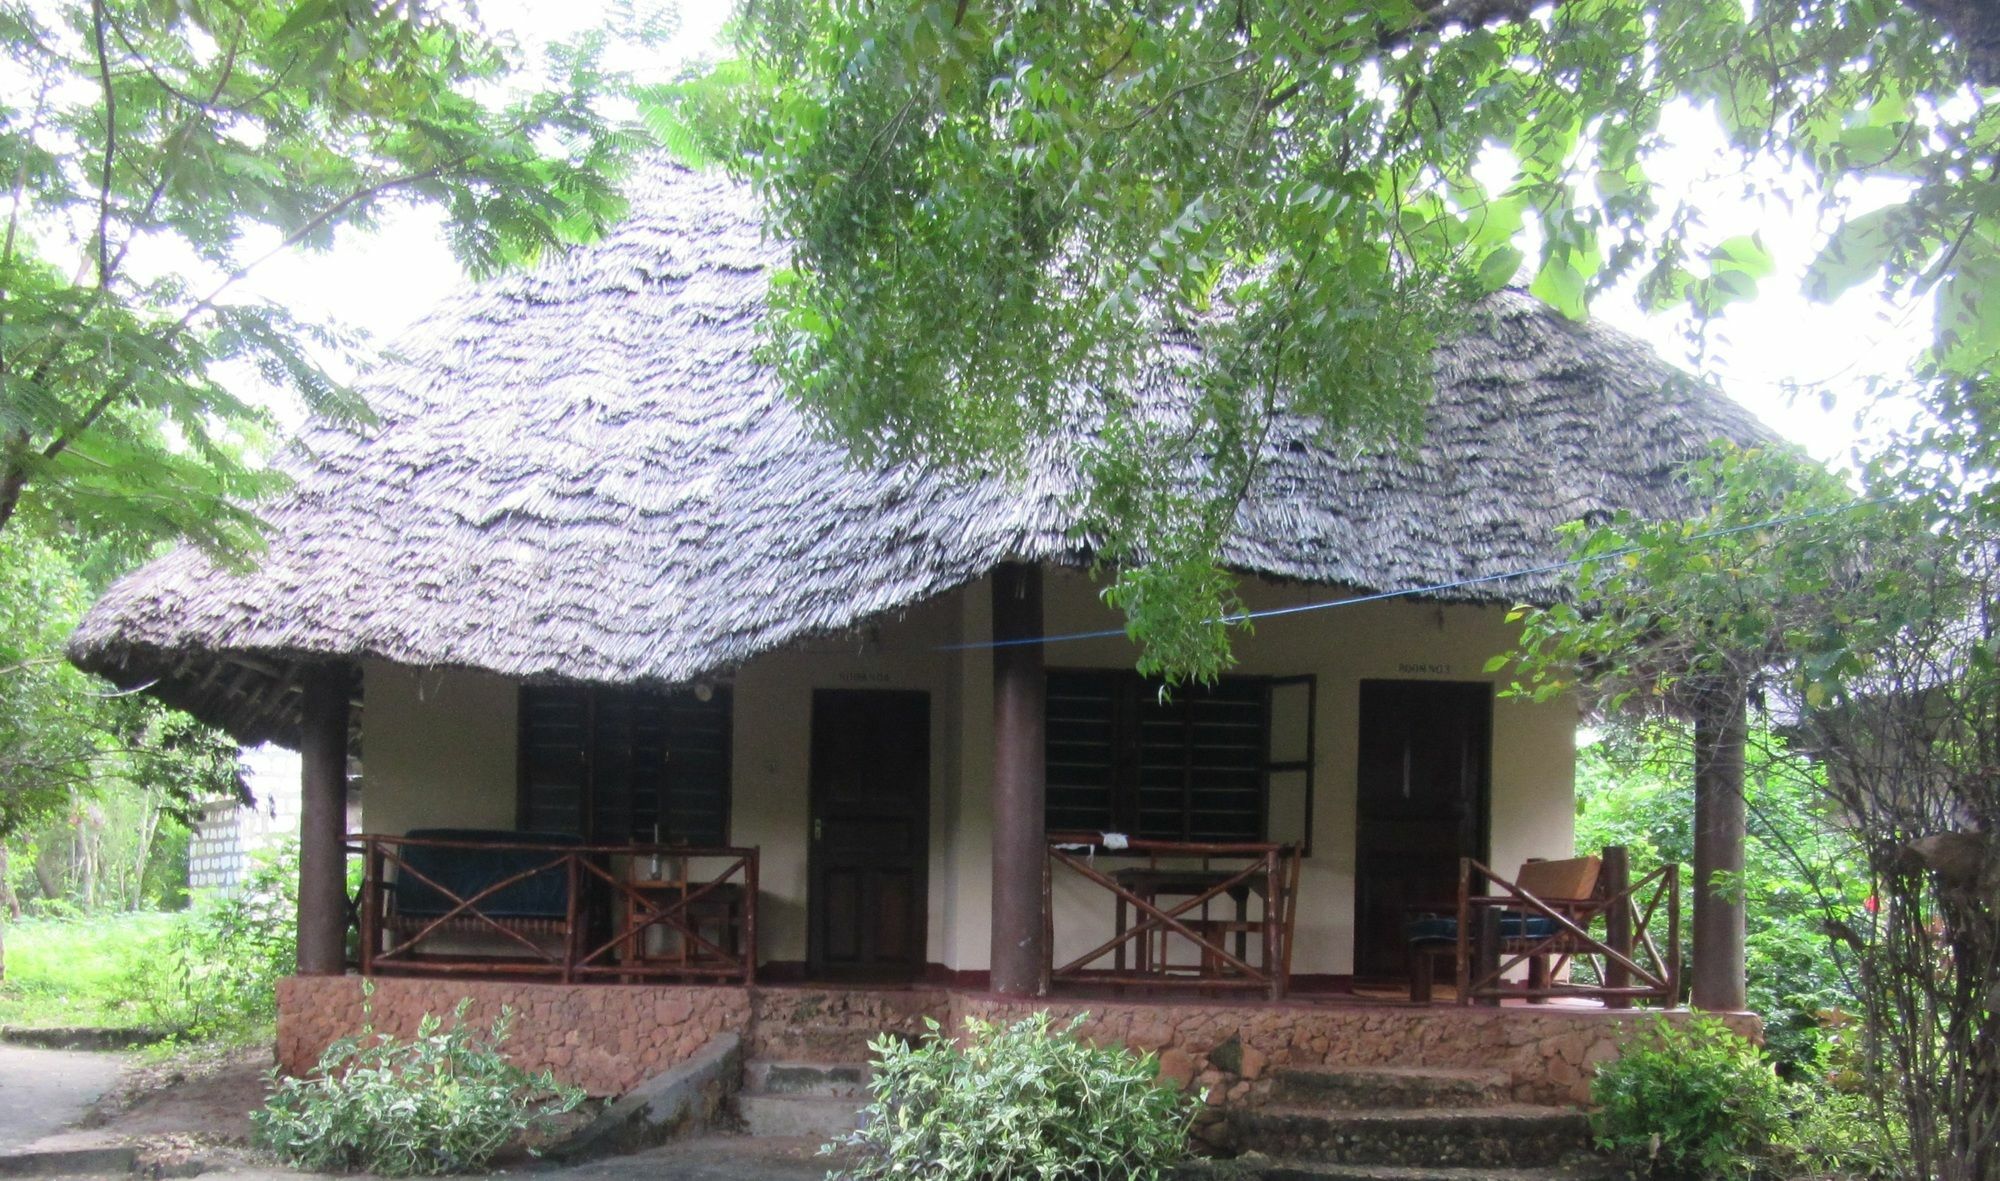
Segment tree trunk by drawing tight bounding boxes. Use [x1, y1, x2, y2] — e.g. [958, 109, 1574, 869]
[32, 848, 59, 905]
[127, 791, 160, 910]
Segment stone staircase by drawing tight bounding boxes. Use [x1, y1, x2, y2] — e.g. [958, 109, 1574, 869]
[736, 1058, 874, 1141]
[1223, 1065, 1617, 1180]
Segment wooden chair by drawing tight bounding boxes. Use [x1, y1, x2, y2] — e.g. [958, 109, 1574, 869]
[1405, 855, 1604, 1003]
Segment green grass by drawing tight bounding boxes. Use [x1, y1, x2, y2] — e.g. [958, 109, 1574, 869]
[0, 911, 177, 1029]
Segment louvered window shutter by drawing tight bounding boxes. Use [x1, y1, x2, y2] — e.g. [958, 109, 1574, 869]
[517, 685, 732, 845]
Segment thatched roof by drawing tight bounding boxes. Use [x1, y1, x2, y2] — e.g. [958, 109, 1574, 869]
[68, 166, 1769, 746]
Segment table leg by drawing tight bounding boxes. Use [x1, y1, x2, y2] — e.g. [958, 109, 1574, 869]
[1115, 896, 1127, 973]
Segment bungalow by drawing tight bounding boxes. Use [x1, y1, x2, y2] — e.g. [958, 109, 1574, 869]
[69, 167, 1764, 1113]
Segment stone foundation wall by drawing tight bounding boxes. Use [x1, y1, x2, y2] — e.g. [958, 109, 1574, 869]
[275, 977, 752, 1096]
[955, 995, 1762, 1108]
[277, 976, 1759, 1106]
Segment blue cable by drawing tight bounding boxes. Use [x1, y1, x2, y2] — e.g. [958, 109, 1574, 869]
[937, 495, 1889, 653]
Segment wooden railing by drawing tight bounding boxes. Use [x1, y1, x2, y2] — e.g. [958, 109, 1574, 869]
[1454, 856, 1680, 1006]
[1044, 834, 1300, 1000]
[349, 833, 757, 984]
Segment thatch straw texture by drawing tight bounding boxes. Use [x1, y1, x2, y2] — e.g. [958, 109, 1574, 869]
[68, 166, 1768, 745]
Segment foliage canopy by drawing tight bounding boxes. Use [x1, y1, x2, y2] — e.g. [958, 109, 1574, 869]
[0, 0, 663, 558]
[685, 0, 2000, 678]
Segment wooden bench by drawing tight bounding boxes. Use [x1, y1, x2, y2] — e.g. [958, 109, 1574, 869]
[380, 829, 584, 962]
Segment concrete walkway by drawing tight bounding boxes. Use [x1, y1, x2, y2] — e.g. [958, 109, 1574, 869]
[30, 1134, 834, 1181]
[0, 1045, 126, 1153]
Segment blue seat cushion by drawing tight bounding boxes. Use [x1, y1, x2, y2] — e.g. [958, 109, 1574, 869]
[394, 829, 584, 920]
[1404, 913, 1560, 943]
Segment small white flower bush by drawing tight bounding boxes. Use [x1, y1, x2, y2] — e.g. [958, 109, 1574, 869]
[254, 995, 583, 1176]
[828, 1012, 1198, 1181]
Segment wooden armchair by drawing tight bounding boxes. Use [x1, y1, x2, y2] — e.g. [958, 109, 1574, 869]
[1404, 855, 1604, 1004]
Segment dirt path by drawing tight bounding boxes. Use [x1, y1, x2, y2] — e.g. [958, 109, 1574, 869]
[0, 1044, 127, 1151]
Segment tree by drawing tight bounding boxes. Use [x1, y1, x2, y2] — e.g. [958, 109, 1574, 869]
[1504, 443, 2000, 1181]
[679, 0, 2000, 679]
[0, 0, 666, 559]
[0, 526, 240, 977]
[0, 0, 670, 980]
[1574, 721, 1868, 1076]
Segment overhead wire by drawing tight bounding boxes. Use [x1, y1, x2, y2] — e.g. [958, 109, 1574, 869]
[937, 494, 1891, 653]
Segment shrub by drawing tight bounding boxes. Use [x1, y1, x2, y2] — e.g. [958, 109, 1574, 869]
[131, 841, 298, 1042]
[1777, 1014, 1910, 1180]
[827, 1012, 1197, 1181]
[1589, 1016, 1786, 1180]
[1782, 1082, 1909, 1180]
[253, 994, 583, 1176]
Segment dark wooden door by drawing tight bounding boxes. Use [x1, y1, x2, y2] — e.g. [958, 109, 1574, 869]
[808, 690, 930, 981]
[1354, 680, 1491, 980]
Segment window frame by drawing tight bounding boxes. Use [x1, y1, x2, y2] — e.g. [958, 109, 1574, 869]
[1043, 668, 1316, 852]
[514, 683, 734, 846]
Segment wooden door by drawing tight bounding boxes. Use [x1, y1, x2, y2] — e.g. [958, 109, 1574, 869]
[1354, 680, 1491, 980]
[808, 690, 930, 981]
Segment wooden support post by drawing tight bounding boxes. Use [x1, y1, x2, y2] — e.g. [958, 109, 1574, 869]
[1602, 844, 1632, 1008]
[1474, 906, 1502, 1008]
[990, 563, 1047, 997]
[297, 663, 352, 976]
[359, 839, 380, 975]
[1692, 681, 1748, 1011]
[1263, 850, 1281, 1000]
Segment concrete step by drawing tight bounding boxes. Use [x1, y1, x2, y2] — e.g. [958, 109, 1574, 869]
[743, 1061, 874, 1099]
[1227, 1105, 1593, 1170]
[749, 1025, 918, 1064]
[1269, 1067, 1513, 1110]
[737, 1094, 868, 1141]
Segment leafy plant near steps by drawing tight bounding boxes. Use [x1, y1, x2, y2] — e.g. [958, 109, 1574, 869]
[826, 1011, 1197, 1181]
[253, 992, 583, 1176]
[1589, 1016, 1786, 1180]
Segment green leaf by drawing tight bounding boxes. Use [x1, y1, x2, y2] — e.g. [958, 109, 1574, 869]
[1708, 234, 1773, 281]
[1530, 256, 1588, 320]
[1803, 206, 1902, 302]
[1475, 244, 1526, 292]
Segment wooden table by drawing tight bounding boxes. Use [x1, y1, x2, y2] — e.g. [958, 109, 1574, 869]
[1111, 866, 1268, 976]
[620, 875, 747, 976]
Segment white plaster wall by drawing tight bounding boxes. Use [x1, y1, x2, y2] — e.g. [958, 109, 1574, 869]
[353, 567, 1577, 981]
[724, 592, 964, 966]
[961, 568, 1578, 978]
[360, 661, 520, 836]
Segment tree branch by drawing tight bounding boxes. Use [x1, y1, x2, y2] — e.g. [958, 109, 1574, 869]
[35, 161, 457, 472]
[89, 0, 117, 292]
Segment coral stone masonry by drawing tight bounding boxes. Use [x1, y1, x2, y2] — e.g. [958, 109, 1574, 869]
[276, 977, 753, 1097]
[276, 977, 1759, 1111]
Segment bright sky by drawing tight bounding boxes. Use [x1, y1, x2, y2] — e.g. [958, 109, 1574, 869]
[242, 0, 1928, 468]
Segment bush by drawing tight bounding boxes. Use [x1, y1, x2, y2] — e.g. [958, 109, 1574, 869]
[1777, 1013, 1910, 1180]
[130, 841, 297, 1042]
[827, 1012, 1197, 1181]
[253, 994, 583, 1176]
[1589, 1016, 1786, 1180]
[1782, 1083, 1909, 1180]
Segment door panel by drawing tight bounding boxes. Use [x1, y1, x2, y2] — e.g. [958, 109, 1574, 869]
[1354, 680, 1491, 980]
[808, 690, 930, 980]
